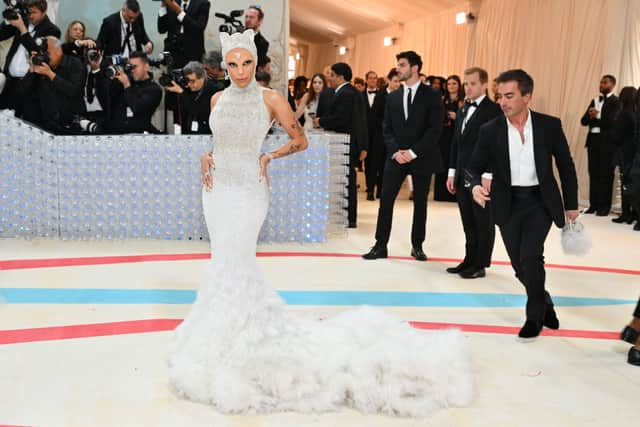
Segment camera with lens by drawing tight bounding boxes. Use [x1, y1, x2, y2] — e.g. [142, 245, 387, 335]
[104, 55, 133, 79]
[31, 36, 50, 66]
[86, 48, 101, 63]
[2, 0, 27, 22]
[150, 51, 186, 88]
[215, 9, 244, 35]
[159, 68, 187, 88]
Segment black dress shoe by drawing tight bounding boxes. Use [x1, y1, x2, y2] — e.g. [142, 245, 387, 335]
[628, 347, 640, 366]
[362, 246, 388, 260]
[410, 247, 427, 261]
[634, 222, 640, 231]
[612, 215, 633, 224]
[459, 267, 486, 279]
[584, 207, 597, 214]
[596, 210, 610, 216]
[366, 193, 374, 201]
[621, 326, 639, 344]
[348, 222, 357, 228]
[446, 263, 468, 274]
[543, 306, 560, 330]
[518, 320, 542, 340]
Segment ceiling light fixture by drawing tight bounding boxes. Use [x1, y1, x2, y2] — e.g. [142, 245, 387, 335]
[339, 46, 347, 55]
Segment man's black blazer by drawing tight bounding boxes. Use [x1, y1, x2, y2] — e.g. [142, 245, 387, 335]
[467, 111, 578, 228]
[383, 83, 444, 174]
[254, 31, 269, 68]
[315, 87, 334, 119]
[96, 11, 152, 57]
[449, 96, 502, 185]
[364, 89, 386, 139]
[319, 83, 368, 161]
[580, 94, 621, 148]
[0, 16, 61, 74]
[157, 0, 210, 68]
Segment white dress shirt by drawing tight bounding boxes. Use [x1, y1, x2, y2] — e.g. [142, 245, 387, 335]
[366, 88, 377, 107]
[590, 92, 613, 134]
[8, 23, 35, 78]
[508, 110, 539, 186]
[402, 80, 420, 120]
[120, 11, 137, 58]
[391, 81, 420, 160]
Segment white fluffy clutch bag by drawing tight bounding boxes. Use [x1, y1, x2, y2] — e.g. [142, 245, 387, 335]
[561, 214, 592, 256]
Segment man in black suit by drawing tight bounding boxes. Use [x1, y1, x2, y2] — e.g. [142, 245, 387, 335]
[315, 62, 368, 228]
[580, 75, 621, 216]
[96, 0, 153, 58]
[446, 67, 502, 279]
[469, 69, 579, 340]
[244, 5, 269, 69]
[363, 70, 387, 200]
[363, 51, 444, 261]
[95, 51, 162, 134]
[0, 0, 60, 113]
[157, 0, 210, 68]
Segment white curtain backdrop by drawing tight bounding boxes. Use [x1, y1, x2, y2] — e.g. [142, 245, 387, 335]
[300, 0, 640, 205]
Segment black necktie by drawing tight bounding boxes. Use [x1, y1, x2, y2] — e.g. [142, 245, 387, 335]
[122, 23, 133, 55]
[406, 87, 412, 119]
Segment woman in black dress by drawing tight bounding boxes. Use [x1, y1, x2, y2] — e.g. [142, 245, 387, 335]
[611, 86, 638, 228]
[433, 75, 464, 202]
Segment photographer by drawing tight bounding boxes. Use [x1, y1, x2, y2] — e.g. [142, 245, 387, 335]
[164, 61, 216, 134]
[0, 0, 60, 113]
[244, 5, 269, 68]
[157, 0, 210, 128]
[157, 0, 210, 69]
[202, 50, 227, 91]
[96, 51, 162, 134]
[19, 36, 85, 134]
[96, 0, 153, 58]
[61, 20, 95, 60]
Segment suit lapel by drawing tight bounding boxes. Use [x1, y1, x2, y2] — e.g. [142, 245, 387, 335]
[499, 117, 511, 184]
[531, 111, 547, 180]
[462, 98, 486, 136]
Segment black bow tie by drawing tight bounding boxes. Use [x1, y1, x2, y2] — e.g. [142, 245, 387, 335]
[368, 90, 377, 94]
[465, 101, 478, 108]
[599, 95, 606, 102]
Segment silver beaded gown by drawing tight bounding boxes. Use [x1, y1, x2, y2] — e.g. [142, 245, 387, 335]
[167, 77, 474, 416]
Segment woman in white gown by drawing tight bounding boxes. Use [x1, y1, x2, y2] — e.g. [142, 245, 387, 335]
[167, 30, 474, 416]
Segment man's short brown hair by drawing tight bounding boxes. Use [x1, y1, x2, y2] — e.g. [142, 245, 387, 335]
[464, 67, 489, 84]
[27, 0, 48, 12]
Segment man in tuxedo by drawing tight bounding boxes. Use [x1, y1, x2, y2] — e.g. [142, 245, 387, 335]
[0, 0, 60, 113]
[244, 5, 269, 69]
[363, 70, 387, 200]
[446, 67, 502, 279]
[314, 62, 368, 228]
[362, 51, 444, 261]
[96, 0, 153, 58]
[157, 0, 210, 69]
[580, 74, 621, 216]
[469, 69, 579, 340]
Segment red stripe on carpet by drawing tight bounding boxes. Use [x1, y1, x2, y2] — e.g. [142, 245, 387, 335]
[0, 319, 621, 345]
[1, 252, 639, 276]
[408, 321, 620, 340]
[0, 319, 182, 345]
